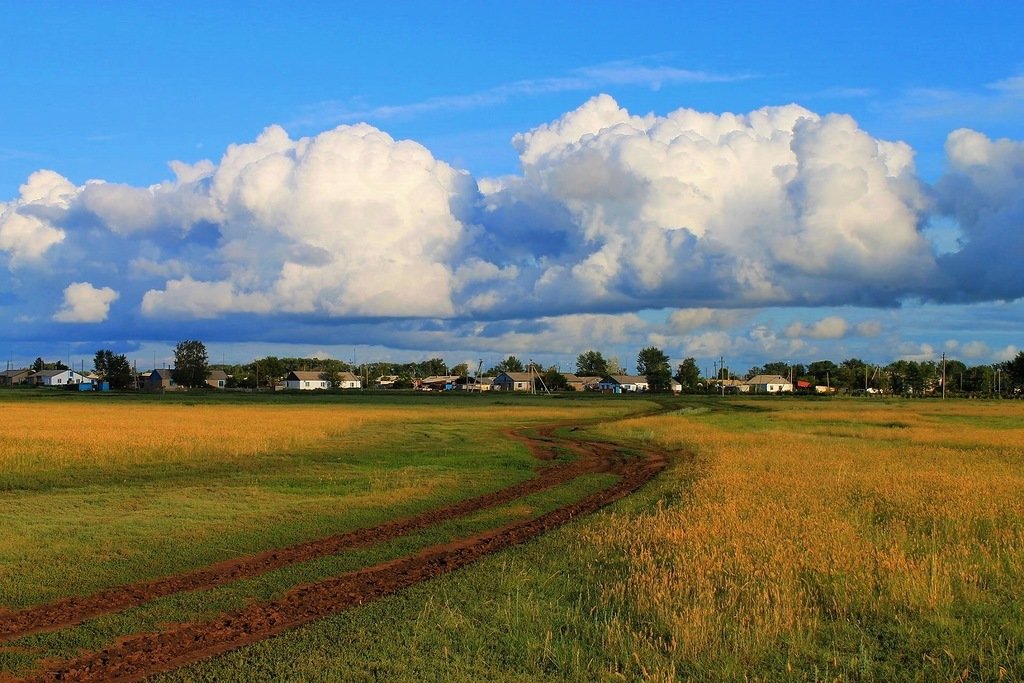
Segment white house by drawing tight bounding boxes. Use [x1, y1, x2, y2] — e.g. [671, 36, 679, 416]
[745, 374, 793, 394]
[28, 369, 88, 386]
[336, 371, 362, 389]
[597, 375, 650, 393]
[284, 370, 330, 390]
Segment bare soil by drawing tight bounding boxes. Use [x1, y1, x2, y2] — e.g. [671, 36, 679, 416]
[4, 416, 668, 683]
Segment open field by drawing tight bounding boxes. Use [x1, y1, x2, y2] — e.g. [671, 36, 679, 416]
[0, 392, 640, 609]
[1, 393, 1022, 681]
[584, 399, 1024, 680]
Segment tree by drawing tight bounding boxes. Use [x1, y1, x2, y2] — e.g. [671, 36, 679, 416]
[886, 360, 924, 395]
[172, 340, 210, 388]
[93, 349, 134, 389]
[93, 350, 110, 377]
[538, 367, 568, 392]
[637, 346, 671, 393]
[963, 364, 993, 394]
[450, 363, 469, 377]
[761, 361, 792, 379]
[575, 350, 608, 376]
[248, 356, 286, 387]
[807, 360, 838, 387]
[943, 359, 968, 394]
[31, 357, 67, 372]
[418, 357, 448, 377]
[493, 356, 524, 373]
[1005, 351, 1024, 393]
[676, 358, 701, 392]
[837, 358, 868, 392]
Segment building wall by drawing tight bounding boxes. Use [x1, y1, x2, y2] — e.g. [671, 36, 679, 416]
[285, 380, 329, 390]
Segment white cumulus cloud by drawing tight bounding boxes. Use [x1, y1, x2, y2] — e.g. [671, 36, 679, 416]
[0, 170, 74, 264]
[132, 123, 479, 318]
[2, 94, 1024, 359]
[784, 316, 849, 340]
[52, 282, 119, 322]
[492, 94, 937, 311]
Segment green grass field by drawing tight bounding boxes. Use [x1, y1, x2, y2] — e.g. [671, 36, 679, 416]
[1, 390, 1022, 681]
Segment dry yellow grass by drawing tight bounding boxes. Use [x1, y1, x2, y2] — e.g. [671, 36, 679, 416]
[0, 401, 617, 474]
[586, 399, 1024, 678]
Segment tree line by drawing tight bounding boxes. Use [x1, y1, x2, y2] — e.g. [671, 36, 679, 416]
[22, 340, 1024, 396]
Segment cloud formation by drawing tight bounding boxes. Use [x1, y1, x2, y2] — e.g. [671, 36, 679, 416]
[934, 129, 1024, 301]
[53, 282, 119, 322]
[487, 94, 936, 312]
[1, 95, 1023, 361]
[0, 170, 73, 263]
[784, 316, 849, 340]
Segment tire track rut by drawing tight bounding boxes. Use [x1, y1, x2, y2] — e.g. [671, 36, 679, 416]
[5, 414, 668, 682]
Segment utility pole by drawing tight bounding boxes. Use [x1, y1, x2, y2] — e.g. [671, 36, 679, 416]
[720, 356, 725, 397]
[941, 352, 946, 400]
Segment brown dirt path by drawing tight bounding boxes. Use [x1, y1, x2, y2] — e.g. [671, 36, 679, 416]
[7, 412, 670, 682]
[0, 424, 575, 643]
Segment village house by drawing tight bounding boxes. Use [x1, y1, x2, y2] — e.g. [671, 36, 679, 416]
[562, 374, 601, 392]
[457, 375, 493, 391]
[206, 369, 229, 389]
[415, 375, 460, 391]
[0, 368, 31, 386]
[28, 368, 88, 387]
[746, 374, 793, 394]
[491, 372, 533, 392]
[597, 374, 650, 393]
[375, 375, 400, 389]
[708, 378, 750, 393]
[284, 370, 330, 390]
[336, 371, 362, 389]
[145, 368, 177, 391]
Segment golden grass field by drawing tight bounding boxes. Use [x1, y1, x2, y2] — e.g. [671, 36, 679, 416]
[587, 399, 1024, 679]
[0, 401, 619, 474]
[2, 394, 1021, 681]
[0, 397, 636, 610]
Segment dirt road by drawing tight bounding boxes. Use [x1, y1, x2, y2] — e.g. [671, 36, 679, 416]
[3, 415, 667, 682]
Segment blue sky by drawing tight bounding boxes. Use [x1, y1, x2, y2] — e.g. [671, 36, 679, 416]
[2, 2, 1023, 373]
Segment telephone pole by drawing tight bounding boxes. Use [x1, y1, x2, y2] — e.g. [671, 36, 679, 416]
[941, 352, 946, 400]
